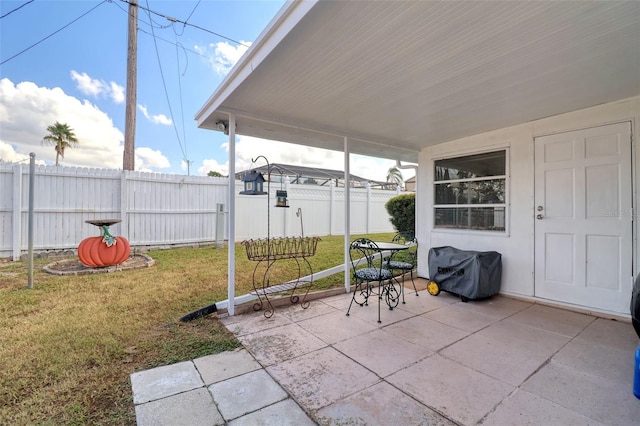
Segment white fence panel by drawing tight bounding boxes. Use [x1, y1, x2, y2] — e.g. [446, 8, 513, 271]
[0, 165, 15, 257]
[0, 164, 404, 259]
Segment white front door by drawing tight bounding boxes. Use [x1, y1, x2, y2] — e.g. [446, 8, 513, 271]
[534, 122, 633, 314]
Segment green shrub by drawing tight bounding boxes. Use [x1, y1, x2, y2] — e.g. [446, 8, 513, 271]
[385, 193, 415, 236]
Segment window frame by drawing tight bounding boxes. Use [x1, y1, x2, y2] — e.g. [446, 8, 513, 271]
[432, 148, 509, 234]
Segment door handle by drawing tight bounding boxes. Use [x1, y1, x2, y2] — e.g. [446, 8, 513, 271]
[536, 214, 544, 220]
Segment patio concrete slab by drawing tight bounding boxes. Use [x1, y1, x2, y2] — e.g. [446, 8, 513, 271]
[323, 290, 416, 325]
[208, 369, 288, 420]
[523, 360, 640, 425]
[220, 309, 292, 336]
[423, 303, 501, 332]
[131, 289, 638, 425]
[479, 318, 570, 358]
[508, 304, 594, 337]
[384, 315, 470, 350]
[455, 295, 532, 319]
[279, 298, 338, 322]
[576, 317, 639, 351]
[266, 346, 381, 411]
[130, 360, 203, 404]
[297, 308, 379, 344]
[193, 348, 262, 385]
[227, 399, 316, 426]
[553, 337, 634, 385]
[482, 389, 606, 426]
[315, 381, 456, 426]
[345, 299, 417, 325]
[333, 328, 433, 377]
[394, 290, 460, 315]
[440, 333, 550, 386]
[387, 354, 514, 425]
[134, 387, 224, 426]
[237, 322, 327, 366]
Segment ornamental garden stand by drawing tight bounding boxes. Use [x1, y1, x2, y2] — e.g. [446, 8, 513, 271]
[240, 156, 320, 318]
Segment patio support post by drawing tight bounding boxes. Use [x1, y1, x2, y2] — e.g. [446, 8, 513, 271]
[344, 136, 351, 293]
[227, 114, 237, 316]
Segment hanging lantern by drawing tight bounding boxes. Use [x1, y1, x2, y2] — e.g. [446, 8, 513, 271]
[275, 190, 289, 208]
[240, 170, 267, 195]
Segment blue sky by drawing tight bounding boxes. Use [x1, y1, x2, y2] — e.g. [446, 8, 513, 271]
[0, 0, 411, 181]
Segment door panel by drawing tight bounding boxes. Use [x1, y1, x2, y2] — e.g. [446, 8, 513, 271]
[534, 122, 632, 314]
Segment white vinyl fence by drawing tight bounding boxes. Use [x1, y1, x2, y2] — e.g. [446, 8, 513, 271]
[0, 164, 402, 259]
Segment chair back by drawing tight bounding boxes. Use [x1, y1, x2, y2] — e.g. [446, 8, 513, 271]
[391, 232, 418, 265]
[349, 238, 384, 275]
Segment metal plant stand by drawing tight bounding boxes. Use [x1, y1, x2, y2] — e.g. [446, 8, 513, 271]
[242, 236, 320, 318]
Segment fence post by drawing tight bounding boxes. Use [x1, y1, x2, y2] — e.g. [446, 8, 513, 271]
[329, 184, 334, 236]
[215, 203, 225, 248]
[283, 176, 290, 236]
[366, 182, 371, 234]
[12, 164, 22, 260]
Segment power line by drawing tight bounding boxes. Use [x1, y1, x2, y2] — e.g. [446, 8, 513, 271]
[0, 0, 35, 20]
[118, 0, 250, 48]
[0, 1, 107, 66]
[172, 0, 201, 37]
[110, 0, 169, 30]
[144, 0, 188, 164]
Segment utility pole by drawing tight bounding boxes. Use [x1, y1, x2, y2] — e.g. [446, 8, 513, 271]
[123, 0, 138, 171]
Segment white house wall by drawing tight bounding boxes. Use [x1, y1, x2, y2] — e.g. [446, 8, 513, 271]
[417, 96, 640, 304]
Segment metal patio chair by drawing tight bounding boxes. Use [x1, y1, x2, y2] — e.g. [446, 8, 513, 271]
[383, 232, 418, 303]
[346, 238, 399, 323]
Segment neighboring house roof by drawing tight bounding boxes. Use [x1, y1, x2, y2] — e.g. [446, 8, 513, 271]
[236, 163, 395, 189]
[196, 1, 640, 160]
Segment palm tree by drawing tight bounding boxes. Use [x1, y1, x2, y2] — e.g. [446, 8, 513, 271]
[386, 166, 403, 190]
[42, 122, 78, 166]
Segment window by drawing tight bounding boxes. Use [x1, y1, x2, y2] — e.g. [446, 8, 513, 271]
[434, 150, 507, 231]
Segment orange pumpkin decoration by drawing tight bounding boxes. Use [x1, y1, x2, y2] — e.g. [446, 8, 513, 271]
[78, 225, 130, 267]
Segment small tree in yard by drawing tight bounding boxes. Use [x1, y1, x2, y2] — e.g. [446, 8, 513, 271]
[385, 193, 415, 237]
[42, 121, 78, 166]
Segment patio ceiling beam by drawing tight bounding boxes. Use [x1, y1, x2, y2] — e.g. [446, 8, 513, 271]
[213, 106, 420, 160]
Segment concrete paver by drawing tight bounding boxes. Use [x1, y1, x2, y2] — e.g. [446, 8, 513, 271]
[194, 348, 262, 384]
[134, 388, 224, 426]
[387, 354, 514, 425]
[130, 361, 203, 404]
[315, 381, 456, 426]
[482, 389, 606, 426]
[208, 369, 288, 420]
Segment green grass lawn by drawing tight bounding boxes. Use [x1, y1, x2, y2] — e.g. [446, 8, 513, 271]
[0, 232, 393, 425]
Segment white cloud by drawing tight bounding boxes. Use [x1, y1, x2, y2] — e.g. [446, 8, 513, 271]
[197, 157, 228, 177]
[70, 70, 124, 104]
[0, 141, 27, 163]
[109, 81, 125, 103]
[194, 41, 251, 76]
[135, 147, 170, 172]
[0, 142, 48, 165]
[138, 104, 172, 126]
[196, 135, 404, 182]
[0, 78, 124, 168]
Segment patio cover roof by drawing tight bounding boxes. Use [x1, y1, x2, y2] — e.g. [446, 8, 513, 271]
[196, 0, 640, 163]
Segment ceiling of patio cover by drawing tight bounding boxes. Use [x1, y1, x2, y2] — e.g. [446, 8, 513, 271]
[196, 1, 640, 163]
